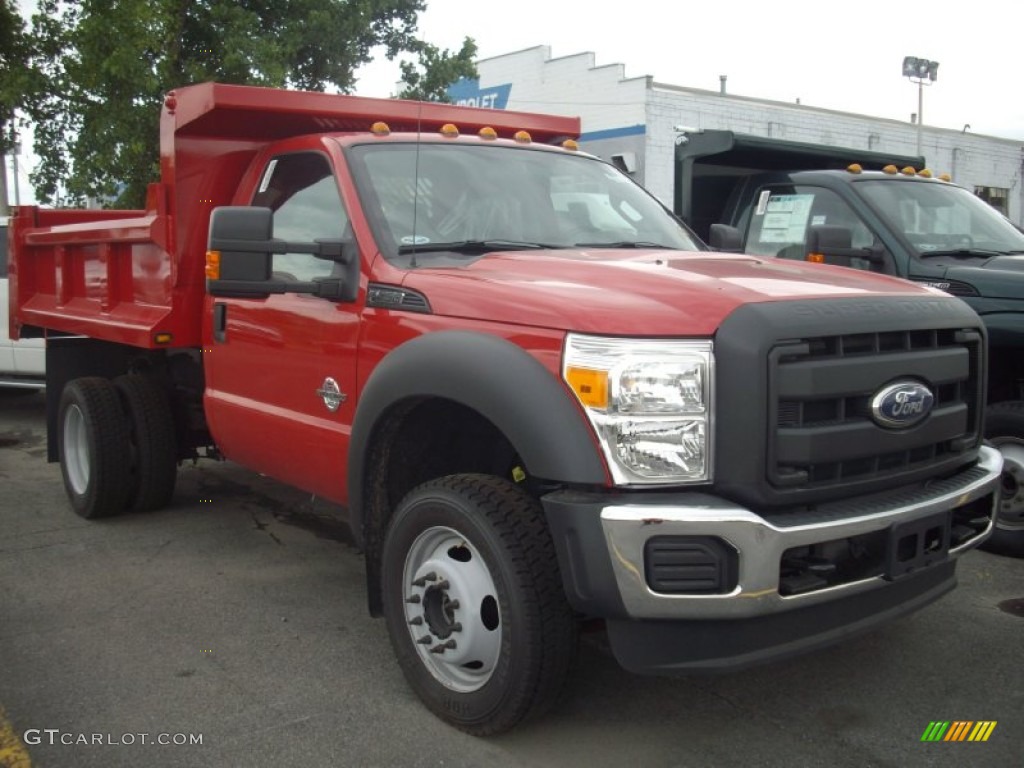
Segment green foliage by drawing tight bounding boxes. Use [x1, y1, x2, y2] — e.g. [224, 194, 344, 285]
[398, 37, 478, 103]
[1, 0, 35, 153]
[23, 0, 460, 208]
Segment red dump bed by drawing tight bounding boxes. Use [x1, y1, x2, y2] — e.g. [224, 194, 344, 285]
[10, 83, 580, 348]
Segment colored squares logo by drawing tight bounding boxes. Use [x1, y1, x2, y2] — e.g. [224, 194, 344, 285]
[921, 721, 997, 742]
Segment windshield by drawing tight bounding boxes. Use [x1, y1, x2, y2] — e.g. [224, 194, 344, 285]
[347, 142, 702, 265]
[858, 179, 1024, 256]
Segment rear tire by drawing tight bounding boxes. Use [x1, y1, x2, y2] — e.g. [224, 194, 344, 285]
[58, 377, 132, 519]
[381, 474, 576, 735]
[114, 373, 178, 511]
[982, 401, 1024, 557]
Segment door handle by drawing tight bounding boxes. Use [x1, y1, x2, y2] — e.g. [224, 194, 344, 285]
[213, 303, 227, 343]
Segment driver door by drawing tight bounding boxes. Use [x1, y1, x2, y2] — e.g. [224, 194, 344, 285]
[203, 148, 360, 502]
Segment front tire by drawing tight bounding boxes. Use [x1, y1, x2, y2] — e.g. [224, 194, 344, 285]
[381, 474, 576, 735]
[58, 377, 132, 519]
[982, 401, 1024, 557]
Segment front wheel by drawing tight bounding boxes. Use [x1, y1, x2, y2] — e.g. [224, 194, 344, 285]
[982, 402, 1024, 557]
[381, 474, 576, 735]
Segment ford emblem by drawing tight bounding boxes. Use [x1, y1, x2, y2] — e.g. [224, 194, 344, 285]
[870, 380, 935, 428]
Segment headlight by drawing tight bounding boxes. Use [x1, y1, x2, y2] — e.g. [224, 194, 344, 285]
[563, 334, 713, 485]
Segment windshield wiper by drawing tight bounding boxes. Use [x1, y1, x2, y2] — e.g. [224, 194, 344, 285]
[573, 240, 674, 249]
[918, 248, 1015, 258]
[397, 239, 554, 255]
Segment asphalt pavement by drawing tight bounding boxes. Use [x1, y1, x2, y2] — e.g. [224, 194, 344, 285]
[1, 389, 1021, 767]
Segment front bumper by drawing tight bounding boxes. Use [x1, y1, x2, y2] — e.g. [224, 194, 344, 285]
[542, 445, 1001, 672]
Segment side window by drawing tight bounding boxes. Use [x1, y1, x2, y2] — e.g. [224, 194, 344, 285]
[745, 186, 876, 258]
[252, 153, 349, 282]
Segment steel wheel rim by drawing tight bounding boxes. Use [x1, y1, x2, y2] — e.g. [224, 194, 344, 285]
[63, 404, 90, 496]
[401, 525, 502, 692]
[992, 437, 1024, 530]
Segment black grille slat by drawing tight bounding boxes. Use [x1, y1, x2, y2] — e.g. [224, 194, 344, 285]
[775, 347, 969, 398]
[768, 328, 981, 491]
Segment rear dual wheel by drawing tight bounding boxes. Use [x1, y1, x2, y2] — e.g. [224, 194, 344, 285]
[58, 375, 177, 519]
[381, 474, 577, 735]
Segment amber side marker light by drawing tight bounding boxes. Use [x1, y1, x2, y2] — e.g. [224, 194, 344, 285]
[205, 250, 221, 280]
[479, 126, 497, 140]
[806, 253, 826, 264]
[371, 121, 390, 136]
[883, 164, 898, 175]
[154, 332, 173, 345]
[846, 163, 863, 174]
[901, 166, 917, 176]
[440, 123, 459, 138]
[514, 130, 532, 144]
[919, 168, 933, 178]
[562, 139, 579, 151]
[939, 173, 952, 182]
[565, 366, 608, 409]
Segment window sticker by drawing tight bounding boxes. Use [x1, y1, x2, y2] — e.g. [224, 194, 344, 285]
[811, 215, 827, 226]
[755, 189, 771, 216]
[759, 194, 813, 243]
[401, 235, 431, 245]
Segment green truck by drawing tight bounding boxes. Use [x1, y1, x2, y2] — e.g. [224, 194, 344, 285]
[676, 130, 1024, 556]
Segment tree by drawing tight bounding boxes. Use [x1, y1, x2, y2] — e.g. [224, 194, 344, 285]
[397, 37, 477, 103]
[0, 0, 36, 213]
[25, 0, 476, 208]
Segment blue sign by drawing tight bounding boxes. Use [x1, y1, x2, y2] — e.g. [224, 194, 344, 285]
[446, 78, 511, 110]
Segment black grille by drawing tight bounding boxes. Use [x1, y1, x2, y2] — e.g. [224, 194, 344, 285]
[768, 328, 982, 490]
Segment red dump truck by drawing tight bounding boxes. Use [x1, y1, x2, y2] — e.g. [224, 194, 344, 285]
[9, 84, 1003, 734]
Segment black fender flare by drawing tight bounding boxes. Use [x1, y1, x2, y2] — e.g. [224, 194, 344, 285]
[348, 330, 607, 548]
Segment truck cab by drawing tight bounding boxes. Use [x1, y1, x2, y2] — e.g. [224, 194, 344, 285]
[675, 131, 1024, 556]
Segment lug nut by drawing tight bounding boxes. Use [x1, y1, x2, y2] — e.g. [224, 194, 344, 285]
[412, 572, 438, 587]
[409, 616, 423, 626]
[429, 639, 457, 654]
[405, 594, 421, 604]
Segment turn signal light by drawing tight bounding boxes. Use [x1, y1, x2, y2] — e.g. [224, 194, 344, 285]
[205, 250, 221, 279]
[565, 366, 608, 409]
[807, 253, 825, 264]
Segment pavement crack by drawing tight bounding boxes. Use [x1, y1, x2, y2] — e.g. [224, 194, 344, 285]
[249, 509, 283, 545]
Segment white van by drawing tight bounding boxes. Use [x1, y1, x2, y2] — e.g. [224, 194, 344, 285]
[1, 216, 45, 388]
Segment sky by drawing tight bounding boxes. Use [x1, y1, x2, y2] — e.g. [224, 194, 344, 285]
[355, 0, 1024, 140]
[7, 0, 1023, 205]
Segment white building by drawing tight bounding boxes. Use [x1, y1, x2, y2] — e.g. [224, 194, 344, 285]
[448, 45, 1023, 226]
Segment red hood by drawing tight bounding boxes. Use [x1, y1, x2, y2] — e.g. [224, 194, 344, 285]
[400, 249, 941, 335]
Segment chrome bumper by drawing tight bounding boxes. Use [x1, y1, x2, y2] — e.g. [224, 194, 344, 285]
[595, 445, 1001, 620]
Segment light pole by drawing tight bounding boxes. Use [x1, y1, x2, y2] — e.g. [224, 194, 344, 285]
[902, 56, 939, 158]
